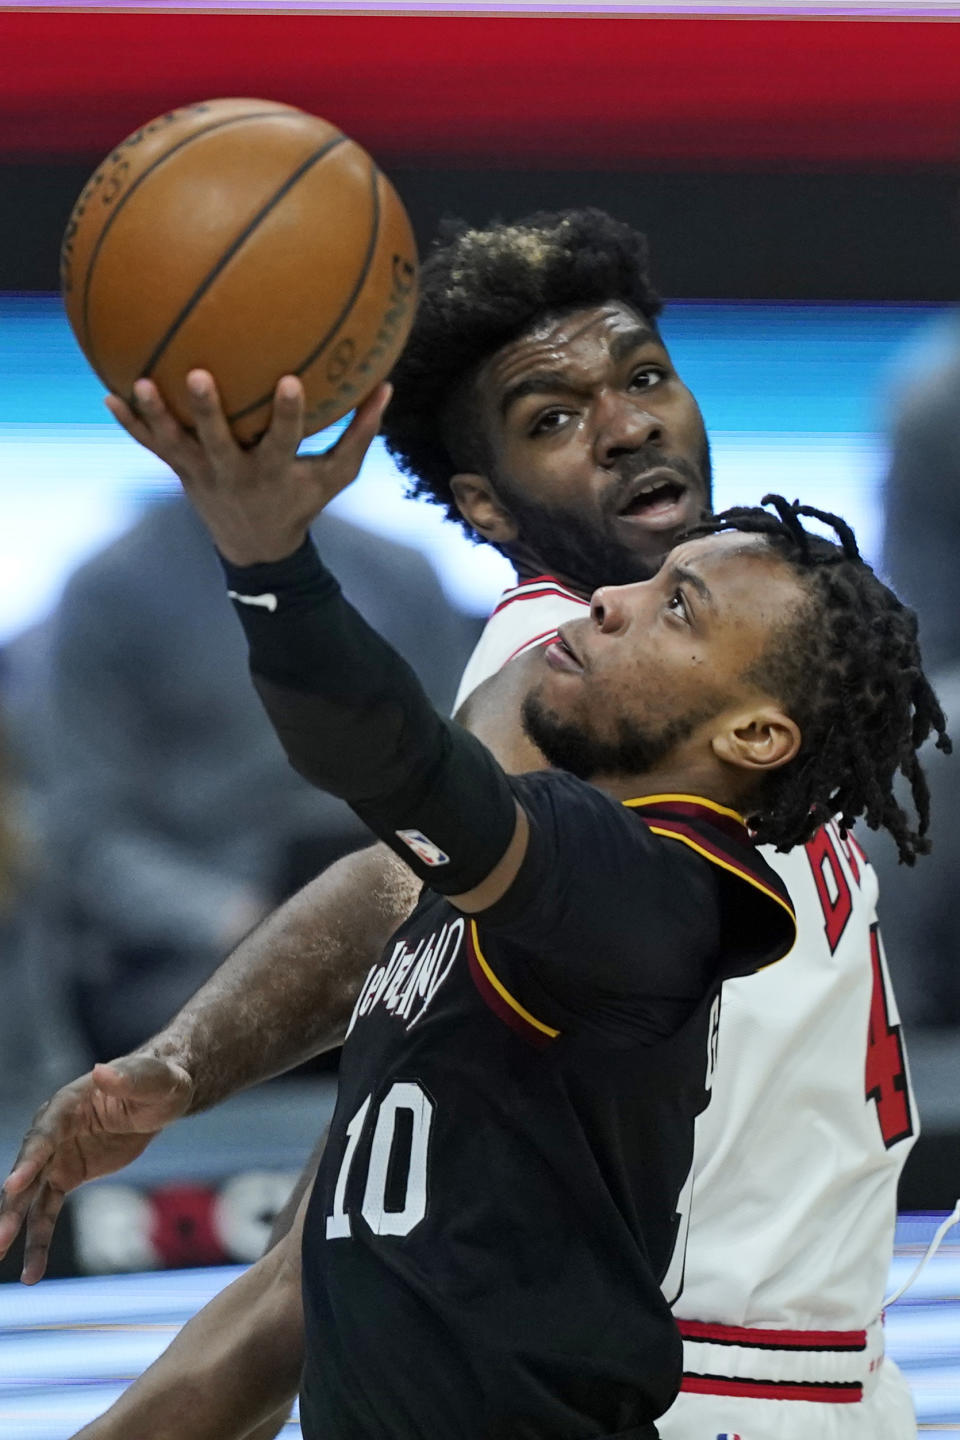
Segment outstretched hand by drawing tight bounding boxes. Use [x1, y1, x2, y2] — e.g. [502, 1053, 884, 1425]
[0, 1055, 194, 1283]
[105, 372, 391, 566]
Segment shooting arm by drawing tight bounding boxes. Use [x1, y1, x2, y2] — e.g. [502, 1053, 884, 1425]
[223, 538, 527, 912]
[141, 618, 545, 1110]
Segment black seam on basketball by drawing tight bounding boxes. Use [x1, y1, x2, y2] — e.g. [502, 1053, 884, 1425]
[139, 135, 348, 382]
[226, 158, 383, 425]
[79, 109, 310, 371]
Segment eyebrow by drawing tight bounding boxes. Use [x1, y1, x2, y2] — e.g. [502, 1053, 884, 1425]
[499, 324, 661, 418]
[609, 324, 659, 363]
[499, 370, 574, 418]
[671, 564, 714, 609]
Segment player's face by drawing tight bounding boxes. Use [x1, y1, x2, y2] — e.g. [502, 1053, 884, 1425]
[458, 302, 711, 591]
[522, 532, 805, 788]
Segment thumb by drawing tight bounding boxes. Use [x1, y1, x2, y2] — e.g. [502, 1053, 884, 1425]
[93, 1055, 193, 1106]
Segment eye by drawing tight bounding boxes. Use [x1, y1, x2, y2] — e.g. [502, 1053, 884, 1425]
[629, 365, 666, 391]
[529, 407, 573, 437]
[666, 588, 689, 623]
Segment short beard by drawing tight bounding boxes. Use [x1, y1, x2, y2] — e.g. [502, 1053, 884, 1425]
[502, 488, 655, 589]
[495, 438, 714, 593]
[522, 689, 711, 781]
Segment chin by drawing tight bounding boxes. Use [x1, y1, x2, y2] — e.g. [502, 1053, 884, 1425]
[521, 690, 603, 780]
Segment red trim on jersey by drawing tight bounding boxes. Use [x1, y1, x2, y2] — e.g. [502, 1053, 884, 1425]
[465, 923, 558, 1051]
[681, 1375, 863, 1404]
[637, 799, 749, 849]
[491, 578, 586, 617]
[678, 1320, 867, 1352]
[503, 627, 563, 667]
[507, 574, 564, 590]
[640, 817, 795, 924]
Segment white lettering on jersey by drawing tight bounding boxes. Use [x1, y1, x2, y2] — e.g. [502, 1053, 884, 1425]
[345, 919, 465, 1039]
[326, 1082, 435, 1241]
[661, 1161, 694, 1306]
[705, 993, 721, 1092]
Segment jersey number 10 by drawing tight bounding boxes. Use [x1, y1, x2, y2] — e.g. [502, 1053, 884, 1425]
[326, 1081, 435, 1239]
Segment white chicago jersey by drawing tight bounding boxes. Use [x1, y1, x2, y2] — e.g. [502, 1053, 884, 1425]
[459, 577, 917, 1370]
[453, 577, 592, 713]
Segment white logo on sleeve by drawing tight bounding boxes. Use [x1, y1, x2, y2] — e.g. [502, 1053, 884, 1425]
[395, 829, 450, 867]
[227, 590, 278, 613]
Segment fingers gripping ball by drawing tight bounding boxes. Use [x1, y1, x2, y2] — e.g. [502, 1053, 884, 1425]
[61, 98, 418, 443]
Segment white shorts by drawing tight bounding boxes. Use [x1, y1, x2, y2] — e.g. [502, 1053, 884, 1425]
[657, 1355, 915, 1440]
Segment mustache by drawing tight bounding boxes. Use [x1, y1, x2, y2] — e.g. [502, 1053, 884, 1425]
[600, 447, 705, 518]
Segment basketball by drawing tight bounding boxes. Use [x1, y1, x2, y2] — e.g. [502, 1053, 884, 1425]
[60, 98, 418, 443]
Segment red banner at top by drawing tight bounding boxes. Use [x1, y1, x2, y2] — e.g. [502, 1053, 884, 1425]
[2, 10, 959, 166]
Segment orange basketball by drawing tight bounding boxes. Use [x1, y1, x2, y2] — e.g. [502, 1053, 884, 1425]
[61, 98, 418, 443]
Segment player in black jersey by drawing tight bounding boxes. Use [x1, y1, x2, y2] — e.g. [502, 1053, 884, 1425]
[1, 213, 944, 1440]
[57, 346, 939, 1439]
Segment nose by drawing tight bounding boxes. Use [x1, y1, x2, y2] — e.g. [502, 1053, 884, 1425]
[595, 390, 663, 466]
[590, 584, 631, 634]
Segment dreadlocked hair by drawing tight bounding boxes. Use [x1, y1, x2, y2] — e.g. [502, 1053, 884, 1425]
[382, 208, 662, 537]
[684, 495, 951, 865]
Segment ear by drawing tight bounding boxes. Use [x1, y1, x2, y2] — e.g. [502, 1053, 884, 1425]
[449, 473, 519, 545]
[711, 705, 801, 775]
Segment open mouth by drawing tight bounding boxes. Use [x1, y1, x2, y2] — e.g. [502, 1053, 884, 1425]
[617, 470, 688, 522]
[545, 626, 584, 674]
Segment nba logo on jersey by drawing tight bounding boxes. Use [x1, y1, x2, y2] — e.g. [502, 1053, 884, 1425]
[395, 828, 450, 867]
[716, 1433, 742, 1439]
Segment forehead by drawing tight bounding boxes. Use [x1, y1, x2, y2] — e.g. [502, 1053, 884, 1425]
[479, 300, 660, 403]
[668, 532, 806, 617]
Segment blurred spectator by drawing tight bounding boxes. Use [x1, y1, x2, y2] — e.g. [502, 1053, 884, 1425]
[882, 311, 960, 672]
[0, 646, 43, 1094]
[0, 716, 21, 921]
[866, 671, 960, 1030]
[877, 318, 960, 1027]
[11, 495, 472, 1073]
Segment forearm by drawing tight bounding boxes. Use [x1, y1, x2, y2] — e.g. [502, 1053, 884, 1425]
[71, 1217, 304, 1440]
[143, 841, 420, 1114]
[224, 539, 517, 896]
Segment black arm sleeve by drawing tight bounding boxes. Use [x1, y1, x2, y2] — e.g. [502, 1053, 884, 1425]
[219, 538, 517, 893]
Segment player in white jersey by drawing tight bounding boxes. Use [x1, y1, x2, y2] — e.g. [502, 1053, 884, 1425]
[1, 211, 944, 1440]
[461, 575, 919, 1438]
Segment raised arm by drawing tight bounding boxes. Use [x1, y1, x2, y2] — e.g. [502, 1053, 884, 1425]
[131, 369, 530, 913]
[0, 372, 538, 1280]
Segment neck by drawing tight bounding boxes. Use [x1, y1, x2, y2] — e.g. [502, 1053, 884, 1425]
[510, 548, 592, 601]
[591, 764, 751, 817]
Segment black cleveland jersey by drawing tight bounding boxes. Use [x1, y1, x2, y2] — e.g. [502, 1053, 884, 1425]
[300, 773, 796, 1440]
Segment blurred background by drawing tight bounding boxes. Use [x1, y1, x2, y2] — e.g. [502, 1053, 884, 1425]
[0, 1, 959, 1433]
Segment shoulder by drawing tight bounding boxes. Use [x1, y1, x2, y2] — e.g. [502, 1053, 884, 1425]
[620, 795, 797, 975]
[490, 576, 589, 616]
[455, 577, 588, 709]
[506, 773, 727, 915]
[485, 578, 588, 654]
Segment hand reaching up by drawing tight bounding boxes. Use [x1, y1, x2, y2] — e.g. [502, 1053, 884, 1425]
[106, 371, 391, 566]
